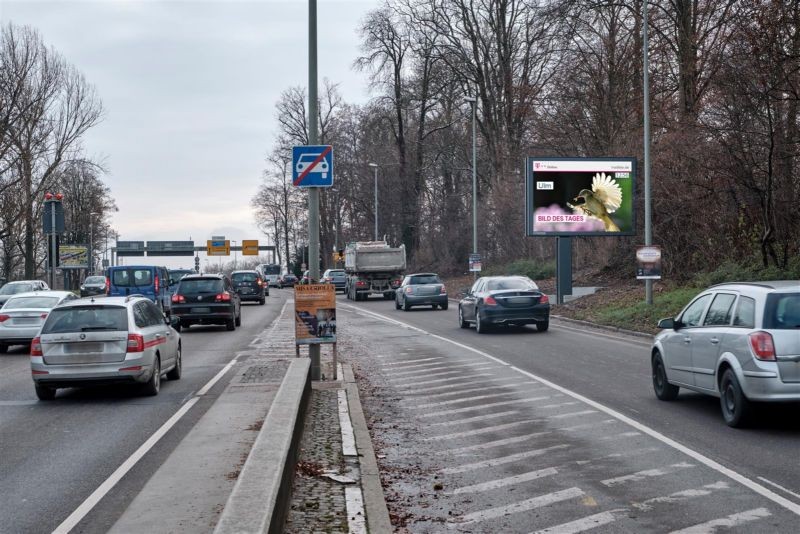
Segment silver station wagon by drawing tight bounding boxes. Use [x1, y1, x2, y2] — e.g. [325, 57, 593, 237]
[30, 295, 182, 400]
[652, 281, 800, 427]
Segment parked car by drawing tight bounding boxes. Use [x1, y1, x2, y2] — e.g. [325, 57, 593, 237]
[168, 269, 195, 294]
[278, 274, 298, 288]
[30, 295, 182, 400]
[458, 275, 550, 333]
[0, 291, 78, 353]
[0, 280, 49, 307]
[231, 270, 267, 304]
[105, 265, 172, 315]
[80, 275, 107, 297]
[395, 273, 448, 311]
[171, 274, 241, 331]
[652, 281, 800, 427]
[321, 269, 347, 293]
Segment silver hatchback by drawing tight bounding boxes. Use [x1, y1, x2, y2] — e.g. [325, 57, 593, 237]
[30, 296, 182, 400]
[652, 281, 800, 427]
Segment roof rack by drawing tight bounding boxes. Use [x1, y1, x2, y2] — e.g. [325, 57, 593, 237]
[125, 294, 146, 302]
[709, 282, 775, 290]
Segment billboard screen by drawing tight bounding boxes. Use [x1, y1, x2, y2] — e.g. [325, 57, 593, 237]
[525, 158, 636, 236]
[59, 245, 88, 269]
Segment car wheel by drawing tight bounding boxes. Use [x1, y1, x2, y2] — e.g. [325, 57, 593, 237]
[395, 298, 401, 310]
[475, 310, 489, 334]
[720, 369, 752, 427]
[0, 343, 7, 354]
[235, 311, 241, 327]
[441, 302, 449, 311]
[35, 383, 56, 401]
[259, 298, 265, 305]
[226, 317, 236, 331]
[166, 344, 182, 380]
[652, 353, 679, 401]
[537, 320, 549, 332]
[403, 300, 410, 311]
[458, 306, 469, 329]
[142, 357, 161, 396]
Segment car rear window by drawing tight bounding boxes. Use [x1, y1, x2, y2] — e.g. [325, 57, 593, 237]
[487, 278, 537, 291]
[111, 269, 153, 287]
[0, 283, 34, 295]
[84, 276, 105, 284]
[764, 294, 800, 329]
[232, 273, 258, 282]
[42, 306, 128, 333]
[410, 275, 440, 285]
[329, 271, 345, 278]
[178, 279, 224, 293]
[3, 296, 61, 310]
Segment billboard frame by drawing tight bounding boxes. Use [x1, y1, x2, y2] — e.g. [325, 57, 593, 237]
[525, 156, 637, 237]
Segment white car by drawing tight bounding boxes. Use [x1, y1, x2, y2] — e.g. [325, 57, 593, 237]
[295, 153, 328, 179]
[0, 291, 78, 353]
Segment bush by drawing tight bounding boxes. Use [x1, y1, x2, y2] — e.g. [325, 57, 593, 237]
[484, 259, 556, 281]
[694, 260, 800, 287]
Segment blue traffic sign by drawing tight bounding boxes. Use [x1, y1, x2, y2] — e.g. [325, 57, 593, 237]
[292, 145, 333, 187]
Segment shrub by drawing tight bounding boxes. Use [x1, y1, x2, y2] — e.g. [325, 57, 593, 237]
[484, 259, 556, 281]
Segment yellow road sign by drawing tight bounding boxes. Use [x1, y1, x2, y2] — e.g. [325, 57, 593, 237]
[207, 239, 230, 256]
[242, 239, 259, 255]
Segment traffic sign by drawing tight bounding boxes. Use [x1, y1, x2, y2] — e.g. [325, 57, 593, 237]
[242, 240, 259, 255]
[116, 241, 145, 257]
[207, 239, 230, 256]
[292, 145, 333, 187]
[146, 240, 195, 256]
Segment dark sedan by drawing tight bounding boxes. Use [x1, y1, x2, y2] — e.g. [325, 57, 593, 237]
[458, 275, 550, 333]
[395, 273, 448, 311]
[171, 274, 241, 331]
[321, 269, 347, 293]
[80, 275, 107, 297]
[231, 270, 267, 304]
[278, 274, 298, 288]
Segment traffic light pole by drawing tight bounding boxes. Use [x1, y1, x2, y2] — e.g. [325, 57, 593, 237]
[308, 0, 321, 380]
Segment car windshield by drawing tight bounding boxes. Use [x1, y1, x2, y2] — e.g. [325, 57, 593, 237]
[42, 306, 128, 333]
[0, 283, 34, 295]
[409, 275, 440, 285]
[232, 273, 258, 282]
[179, 278, 223, 294]
[328, 271, 345, 278]
[764, 294, 800, 329]
[3, 296, 61, 309]
[111, 269, 153, 287]
[487, 278, 537, 291]
[84, 276, 105, 284]
[168, 270, 194, 284]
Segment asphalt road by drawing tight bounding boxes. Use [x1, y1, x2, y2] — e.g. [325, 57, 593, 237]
[0, 291, 288, 534]
[341, 294, 800, 532]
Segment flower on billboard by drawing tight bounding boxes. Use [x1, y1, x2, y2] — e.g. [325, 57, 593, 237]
[566, 173, 623, 232]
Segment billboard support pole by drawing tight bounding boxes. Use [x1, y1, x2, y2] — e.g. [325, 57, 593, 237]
[556, 237, 572, 305]
[307, 0, 321, 381]
[643, 0, 653, 305]
[50, 201, 57, 289]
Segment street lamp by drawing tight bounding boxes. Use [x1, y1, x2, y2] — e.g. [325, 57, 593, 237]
[464, 96, 478, 278]
[368, 163, 379, 240]
[88, 212, 100, 275]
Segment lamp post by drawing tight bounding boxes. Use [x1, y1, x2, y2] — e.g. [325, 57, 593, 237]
[88, 212, 100, 275]
[368, 163, 379, 240]
[464, 96, 478, 279]
[232, 240, 238, 270]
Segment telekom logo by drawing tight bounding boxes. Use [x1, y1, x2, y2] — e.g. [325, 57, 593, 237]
[534, 162, 540, 169]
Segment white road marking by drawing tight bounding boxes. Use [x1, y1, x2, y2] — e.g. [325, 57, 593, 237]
[452, 467, 558, 495]
[668, 507, 772, 534]
[633, 481, 731, 511]
[344, 486, 367, 534]
[389, 361, 486, 373]
[382, 357, 444, 366]
[602, 462, 694, 487]
[412, 391, 522, 409]
[420, 396, 553, 418]
[537, 401, 581, 410]
[757, 477, 800, 502]
[552, 321, 652, 347]
[532, 510, 619, 534]
[423, 419, 542, 441]
[391, 366, 494, 383]
[196, 357, 239, 396]
[395, 373, 496, 388]
[548, 409, 596, 420]
[337, 390, 357, 457]
[350, 305, 800, 518]
[441, 444, 569, 475]
[401, 377, 520, 394]
[459, 487, 584, 524]
[428, 410, 519, 428]
[406, 383, 530, 401]
[446, 431, 552, 455]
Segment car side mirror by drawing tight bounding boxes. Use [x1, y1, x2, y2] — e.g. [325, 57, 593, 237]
[169, 315, 180, 328]
[657, 317, 680, 330]
[460, 287, 471, 297]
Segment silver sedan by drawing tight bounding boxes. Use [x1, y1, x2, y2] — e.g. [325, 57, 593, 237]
[0, 291, 78, 353]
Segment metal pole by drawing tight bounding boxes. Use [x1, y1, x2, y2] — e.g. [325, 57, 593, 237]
[374, 166, 379, 240]
[308, 0, 321, 380]
[89, 221, 93, 276]
[50, 201, 57, 288]
[471, 99, 478, 280]
[643, 0, 653, 305]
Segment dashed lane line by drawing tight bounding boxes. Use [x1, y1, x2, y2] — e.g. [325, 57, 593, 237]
[668, 507, 772, 534]
[428, 410, 520, 428]
[531, 510, 619, 534]
[601, 462, 695, 487]
[459, 487, 585, 524]
[440, 444, 570, 475]
[452, 467, 558, 495]
[419, 396, 554, 418]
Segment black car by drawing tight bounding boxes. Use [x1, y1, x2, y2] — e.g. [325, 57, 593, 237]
[171, 274, 241, 331]
[80, 275, 107, 297]
[278, 274, 298, 288]
[231, 270, 267, 304]
[458, 275, 550, 333]
[321, 269, 347, 293]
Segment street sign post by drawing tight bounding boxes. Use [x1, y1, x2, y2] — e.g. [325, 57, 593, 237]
[292, 145, 333, 188]
[242, 240, 259, 255]
[207, 239, 230, 256]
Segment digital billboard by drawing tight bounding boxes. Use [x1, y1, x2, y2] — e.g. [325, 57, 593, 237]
[525, 158, 636, 236]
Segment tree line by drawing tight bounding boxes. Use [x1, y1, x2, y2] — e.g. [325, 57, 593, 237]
[0, 24, 114, 283]
[254, 0, 799, 279]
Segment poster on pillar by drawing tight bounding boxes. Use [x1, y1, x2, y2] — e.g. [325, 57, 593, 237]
[525, 158, 636, 236]
[294, 284, 336, 345]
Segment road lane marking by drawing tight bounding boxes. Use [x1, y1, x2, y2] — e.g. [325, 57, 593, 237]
[412, 391, 522, 409]
[757, 477, 800, 502]
[538, 401, 581, 410]
[601, 462, 695, 487]
[532, 510, 619, 534]
[196, 357, 239, 396]
[428, 410, 519, 427]
[391, 367, 495, 383]
[452, 467, 558, 494]
[401, 377, 521, 394]
[446, 431, 552, 455]
[668, 507, 772, 533]
[391, 362, 495, 376]
[548, 409, 596, 419]
[459, 487, 584, 524]
[406, 383, 530, 401]
[424, 419, 542, 441]
[395, 373, 496, 388]
[420, 396, 553, 418]
[383, 357, 444, 366]
[441, 444, 569, 475]
[387, 359, 481, 371]
[633, 481, 731, 511]
[348, 305, 800, 518]
[337, 390, 357, 456]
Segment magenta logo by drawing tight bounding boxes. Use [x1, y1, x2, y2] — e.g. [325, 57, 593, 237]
[534, 162, 540, 169]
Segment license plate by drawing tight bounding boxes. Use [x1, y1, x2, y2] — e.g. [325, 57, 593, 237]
[191, 307, 211, 313]
[13, 317, 38, 325]
[509, 297, 533, 305]
[240, 288, 253, 294]
[65, 342, 103, 353]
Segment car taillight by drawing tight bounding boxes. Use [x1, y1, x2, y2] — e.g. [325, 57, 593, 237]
[749, 331, 776, 361]
[215, 292, 232, 302]
[172, 294, 185, 303]
[257, 279, 263, 286]
[440, 285, 447, 295]
[356, 280, 367, 287]
[30, 337, 43, 356]
[484, 296, 498, 306]
[0, 314, 9, 322]
[127, 333, 145, 353]
[40, 313, 48, 319]
[105, 277, 110, 294]
[405, 287, 413, 294]
[154, 275, 159, 293]
[540, 294, 549, 304]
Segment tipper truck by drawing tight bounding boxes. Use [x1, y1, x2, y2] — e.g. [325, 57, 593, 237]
[344, 241, 406, 300]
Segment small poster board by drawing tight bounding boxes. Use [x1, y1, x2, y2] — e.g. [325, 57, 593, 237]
[636, 246, 662, 280]
[295, 284, 336, 345]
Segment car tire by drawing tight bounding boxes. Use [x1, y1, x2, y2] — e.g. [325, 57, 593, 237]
[166, 344, 182, 380]
[537, 320, 549, 332]
[0, 343, 7, 354]
[403, 300, 411, 311]
[141, 357, 161, 396]
[395, 298, 401, 310]
[475, 310, 489, 334]
[458, 306, 469, 328]
[720, 369, 752, 427]
[35, 383, 56, 401]
[235, 311, 241, 326]
[441, 302, 449, 311]
[652, 353, 679, 401]
[226, 318, 236, 331]
[259, 298, 266, 305]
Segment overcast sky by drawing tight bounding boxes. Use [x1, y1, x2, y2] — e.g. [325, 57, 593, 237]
[0, 0, 375, 269]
